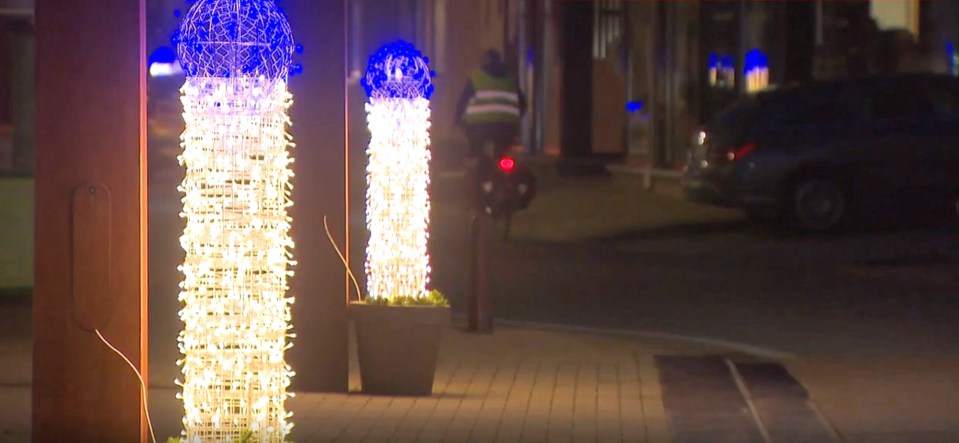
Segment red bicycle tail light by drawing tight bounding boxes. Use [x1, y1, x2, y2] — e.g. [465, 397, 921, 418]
[726, 142, 756, 162]
[498, 157, 516, 173]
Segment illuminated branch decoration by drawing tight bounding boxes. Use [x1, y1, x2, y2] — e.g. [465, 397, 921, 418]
[363, 41, 434, 302]
[175, 0, 296, 441]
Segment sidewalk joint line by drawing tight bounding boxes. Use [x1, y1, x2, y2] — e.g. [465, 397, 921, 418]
[806, 397, 848, 443]
[725, 358, 773, 443]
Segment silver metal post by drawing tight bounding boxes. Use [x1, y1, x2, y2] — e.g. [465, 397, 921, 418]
[534, 0, 551, 155]
[815, 0, 824, 47]
[518, 0, 531, 154]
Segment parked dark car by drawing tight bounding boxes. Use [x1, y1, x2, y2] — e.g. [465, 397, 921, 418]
[683, 74, 959, 231]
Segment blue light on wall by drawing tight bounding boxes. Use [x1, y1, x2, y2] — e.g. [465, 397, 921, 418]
[363, 40, 435, 100]
[626, 101, 643, 113]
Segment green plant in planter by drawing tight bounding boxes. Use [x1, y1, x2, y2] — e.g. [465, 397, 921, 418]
[362, 289, 448, 307]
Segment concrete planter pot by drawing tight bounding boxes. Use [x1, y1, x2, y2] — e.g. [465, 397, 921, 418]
[350, 302, 450, 396]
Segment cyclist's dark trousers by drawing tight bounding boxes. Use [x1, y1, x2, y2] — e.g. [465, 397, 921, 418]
[465, 122, 517, 158]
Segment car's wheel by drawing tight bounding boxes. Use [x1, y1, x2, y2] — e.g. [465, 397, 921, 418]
[792, 177, 847, 232]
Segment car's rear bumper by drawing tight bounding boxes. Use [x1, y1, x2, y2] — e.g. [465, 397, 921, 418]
[683, 174, 780, 210]
[682, 175, 735, 206]
[682, 178, 733, 206]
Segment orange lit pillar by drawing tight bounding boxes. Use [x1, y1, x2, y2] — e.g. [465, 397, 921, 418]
[32, 1, 149, 442]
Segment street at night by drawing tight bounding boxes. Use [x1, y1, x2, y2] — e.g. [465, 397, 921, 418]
[4, 0, 959, 441]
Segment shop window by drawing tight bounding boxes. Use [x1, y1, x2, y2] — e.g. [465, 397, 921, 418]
[0, 15, 33, 174]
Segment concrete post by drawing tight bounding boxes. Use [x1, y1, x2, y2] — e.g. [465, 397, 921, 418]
[32, 1, 149, 442]
[285, 0, 351, 393]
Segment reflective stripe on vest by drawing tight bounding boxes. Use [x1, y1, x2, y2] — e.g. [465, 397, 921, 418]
[464, 70, 521, 124]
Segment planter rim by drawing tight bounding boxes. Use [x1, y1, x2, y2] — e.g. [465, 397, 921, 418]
[350, 301, 450, 309]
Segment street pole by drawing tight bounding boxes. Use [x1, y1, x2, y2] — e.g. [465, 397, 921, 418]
[518, 0, 530, 154]
[468, 210, 493, 333]
[738, 0, 749, 96]
[533, 0, 551, 156]
[815, 0, 824, 48]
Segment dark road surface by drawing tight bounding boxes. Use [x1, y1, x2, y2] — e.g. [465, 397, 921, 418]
[139, 170, 959, 389]
[428, 176, 959, 359]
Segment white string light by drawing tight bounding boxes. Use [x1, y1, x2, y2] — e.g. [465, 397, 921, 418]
[175, 1, 296, 441]
[363, 42, 434, 302]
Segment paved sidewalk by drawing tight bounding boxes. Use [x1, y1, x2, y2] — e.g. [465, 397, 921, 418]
[4, 323, 959, 442]
[788, 356, 959, 443]
[3, 325, 718, 443]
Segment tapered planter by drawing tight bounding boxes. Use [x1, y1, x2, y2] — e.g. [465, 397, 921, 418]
[351, 303, 450, 395]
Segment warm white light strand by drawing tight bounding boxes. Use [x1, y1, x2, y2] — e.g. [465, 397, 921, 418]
[176, 75, 296, 443]
[365, 96, 432, 301]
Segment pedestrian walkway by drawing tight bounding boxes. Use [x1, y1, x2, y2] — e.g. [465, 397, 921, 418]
[3, 325, 717, 443]
[3, 323, 959, 442]
[183, 326, 705, 443]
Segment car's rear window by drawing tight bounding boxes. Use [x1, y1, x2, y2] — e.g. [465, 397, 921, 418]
[710, 99, 759, 139]
[754, 84, 864, 129]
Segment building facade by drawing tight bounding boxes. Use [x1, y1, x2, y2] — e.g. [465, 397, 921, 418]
[1, 0, 954, 175]
[347, 0, 958, 170]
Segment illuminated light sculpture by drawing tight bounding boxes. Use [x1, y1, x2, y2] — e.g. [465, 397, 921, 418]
[745, 49, 769, 93]
[362, 41, 434, 302]
[708, 53, 736, 89]
[174, 0, 296, 441]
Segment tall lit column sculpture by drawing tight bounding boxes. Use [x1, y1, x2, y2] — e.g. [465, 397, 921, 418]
[363, 42, 434, 302]
[174, 0, 296, 441]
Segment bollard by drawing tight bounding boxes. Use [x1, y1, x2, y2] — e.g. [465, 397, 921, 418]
[468, 209, 493, 333]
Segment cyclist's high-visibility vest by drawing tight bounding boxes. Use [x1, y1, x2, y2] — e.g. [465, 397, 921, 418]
[463, 69, 521, 125]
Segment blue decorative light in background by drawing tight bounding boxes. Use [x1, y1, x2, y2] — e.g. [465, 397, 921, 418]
[363, 40, 435, 100]
[175, 0, 295, 79]
[719, 55, 735, 70]
[744, 49, 769, 93]
[149, 45, 178, 66]
[744, 49, 769, 74]
[626, 101, 643, 113]
[149, 46, 184, 77]
[708, 52, 736, 89]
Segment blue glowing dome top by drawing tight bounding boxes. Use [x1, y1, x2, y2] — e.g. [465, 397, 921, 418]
[176, 0, 294, 80]
[363, 41, 434, 99]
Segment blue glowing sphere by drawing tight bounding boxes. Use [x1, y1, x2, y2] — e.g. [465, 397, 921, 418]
[363, 41, 434, 99]
[176, 0, 294, 80]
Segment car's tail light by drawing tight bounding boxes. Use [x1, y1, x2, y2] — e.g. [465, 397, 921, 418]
[725, 142, 756, 162]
